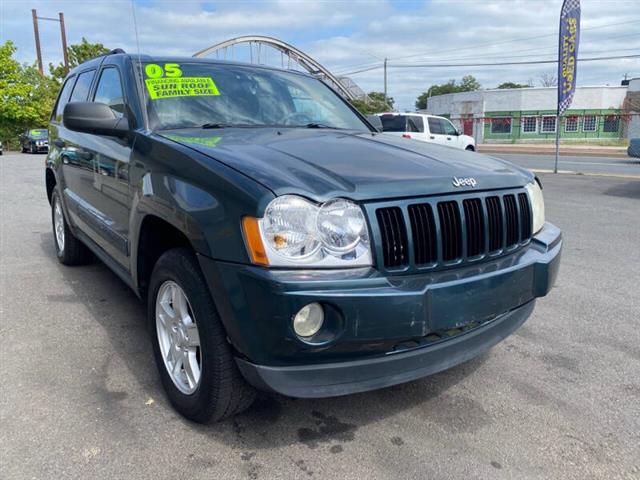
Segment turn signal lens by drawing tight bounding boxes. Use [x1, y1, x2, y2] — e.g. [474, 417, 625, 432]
[242, 217, 269, 266]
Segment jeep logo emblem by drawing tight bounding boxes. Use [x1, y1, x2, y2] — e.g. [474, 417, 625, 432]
[452, 177, 477, 188]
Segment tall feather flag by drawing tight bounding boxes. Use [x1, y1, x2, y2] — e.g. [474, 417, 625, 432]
[558, 0, 581, 115]
[555, 0, 581, 173]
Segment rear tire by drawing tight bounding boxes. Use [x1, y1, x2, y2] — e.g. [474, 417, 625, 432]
[148, 248, 256, 423]
[51, 189, 93, 265]
[465, 145, 475, 151]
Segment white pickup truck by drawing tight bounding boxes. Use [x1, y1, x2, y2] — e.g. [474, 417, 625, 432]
[376, 112, 475, 151]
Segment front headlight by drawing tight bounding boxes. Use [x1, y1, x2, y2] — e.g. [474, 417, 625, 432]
[525, 179, 545, 234]
[243, 195, 371, 267]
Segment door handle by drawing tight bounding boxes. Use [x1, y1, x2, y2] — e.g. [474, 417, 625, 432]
[53, 139, 65, 148]
[430, 136, 435, 140]
[447, 137, 452, 140]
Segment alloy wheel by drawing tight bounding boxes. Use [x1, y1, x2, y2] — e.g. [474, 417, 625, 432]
[155, 281, 202, 394]
[53, 198, 65, 252]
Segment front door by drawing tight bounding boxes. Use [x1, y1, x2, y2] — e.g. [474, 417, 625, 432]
[80, 65, 133, 267]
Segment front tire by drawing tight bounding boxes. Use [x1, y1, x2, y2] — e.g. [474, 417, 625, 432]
[148, 248, 256, 423]
[51, 189, 92, 265]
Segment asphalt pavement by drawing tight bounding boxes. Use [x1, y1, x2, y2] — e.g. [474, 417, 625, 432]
[1, 153, 639, 479]
[492, 153, 640, 177]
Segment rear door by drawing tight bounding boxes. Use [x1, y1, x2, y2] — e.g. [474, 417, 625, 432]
[405, 115, 426, 141]
[56, 69, 99, 226]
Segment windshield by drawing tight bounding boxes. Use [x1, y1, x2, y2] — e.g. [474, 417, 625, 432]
[29, 129, 47, 138]
[141, 62, 369, 131]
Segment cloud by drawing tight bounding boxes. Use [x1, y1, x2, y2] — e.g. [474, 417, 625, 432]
[2, 0, 638, 110]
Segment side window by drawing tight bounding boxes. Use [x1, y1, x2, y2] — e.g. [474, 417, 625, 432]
[52, 76, 76, 122]
[93, 68, 125, 117]
[406, 116, 424, 133]
[428, 117, 443, 134]
[69, 70, 96, 103]
[440, 119, 458, 136]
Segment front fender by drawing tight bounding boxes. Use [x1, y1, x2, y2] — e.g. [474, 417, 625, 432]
[128, 134, 274, 289]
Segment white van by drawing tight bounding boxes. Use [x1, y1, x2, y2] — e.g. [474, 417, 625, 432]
[377, 113, 475, 151]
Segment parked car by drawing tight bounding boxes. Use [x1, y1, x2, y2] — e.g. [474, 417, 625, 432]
[628, 138, 640, 158]
[377, 112, 476, 151]
[21, 129, 49, 153]
[46, 51, 561, 423]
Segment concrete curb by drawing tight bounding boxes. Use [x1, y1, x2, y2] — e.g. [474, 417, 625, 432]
[531, 168, 640, 179]
[478, 147, 629, 158]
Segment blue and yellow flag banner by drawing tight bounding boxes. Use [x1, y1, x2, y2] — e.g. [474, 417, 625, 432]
[558, 0, 580, 114]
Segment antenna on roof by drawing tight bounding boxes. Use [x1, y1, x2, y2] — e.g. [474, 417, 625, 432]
[108, 48, 126, 55]
[130, 0, 149, 130]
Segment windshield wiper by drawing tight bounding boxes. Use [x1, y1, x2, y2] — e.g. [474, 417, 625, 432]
[302, 123, 340, 129]
[201, 123, 229, 129]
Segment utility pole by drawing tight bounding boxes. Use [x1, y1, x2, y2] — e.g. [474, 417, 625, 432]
[59, 13, 69, 74]
[383, 57, 388, 108]
[32, 9, 43, 75]
[31, 9, 69, 76]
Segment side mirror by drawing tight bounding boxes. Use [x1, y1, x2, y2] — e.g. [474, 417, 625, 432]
[63, 102, 129, 138]
[366, 115, 384, 133]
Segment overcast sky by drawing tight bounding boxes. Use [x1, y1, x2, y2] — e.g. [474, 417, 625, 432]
[1, 0, 639, 110]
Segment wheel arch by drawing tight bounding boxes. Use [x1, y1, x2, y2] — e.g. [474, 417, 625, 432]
[134, 214, 196, 299]
[45, 168, 57, 204]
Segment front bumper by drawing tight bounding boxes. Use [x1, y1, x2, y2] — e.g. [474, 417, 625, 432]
[237, 300, 534, 398]
[198, 223, 561, 398]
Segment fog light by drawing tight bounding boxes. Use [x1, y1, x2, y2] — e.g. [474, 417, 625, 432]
[293, 303, 324, 338]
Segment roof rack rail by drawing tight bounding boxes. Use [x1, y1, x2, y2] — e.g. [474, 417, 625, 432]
[108, 48, 126, 55]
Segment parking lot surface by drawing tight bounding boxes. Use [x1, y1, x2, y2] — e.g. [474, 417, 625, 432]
[1, 153, 639, 479]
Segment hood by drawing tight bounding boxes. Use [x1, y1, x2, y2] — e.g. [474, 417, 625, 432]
[159, 128, 532, 202]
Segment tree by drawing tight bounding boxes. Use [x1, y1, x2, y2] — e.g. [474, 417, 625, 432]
[367, 91, 395, 110]
[351, 91, 394, 114]
[539, 73, 558, 87]
[496, 82, 531, 89]
[49, 37, 110, 81]
[415, 75, 481, 110]
[0, 41, 59, 148]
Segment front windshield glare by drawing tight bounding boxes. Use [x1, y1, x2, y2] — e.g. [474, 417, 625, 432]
[142, 62, 369, 131]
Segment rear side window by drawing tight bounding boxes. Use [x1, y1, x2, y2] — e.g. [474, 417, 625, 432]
[93, 68, 125, 117]
[406, 116, 424, 133]
[428, 117, 444, 134]
[69, 70, 96, 102]
[380, 115, 408, 132]
[53, 77, 76, 122]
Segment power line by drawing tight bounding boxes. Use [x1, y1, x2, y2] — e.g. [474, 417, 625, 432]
[392, 54, 640, 68]
[330, 24, 640, 76]
[398, 44, 640, 65]
[339, 54, 640, 76]
[332, 42, 640, 76]
[390, 33, 640, 64]
[390, 19, 640, 62]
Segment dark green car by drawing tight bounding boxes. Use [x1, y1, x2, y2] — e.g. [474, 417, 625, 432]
[22, 128, 49, 153]
[45, 51, 561, 423]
